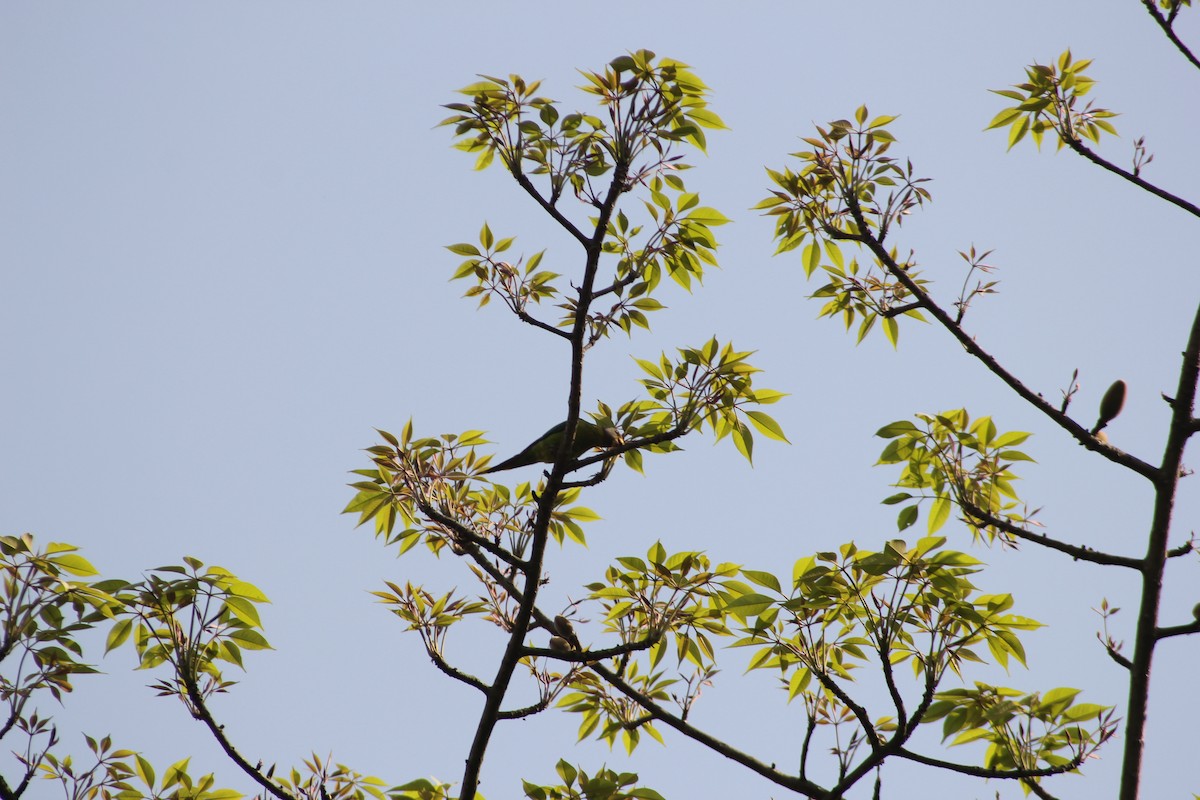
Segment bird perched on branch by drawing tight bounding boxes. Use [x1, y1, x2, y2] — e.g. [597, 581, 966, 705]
[481, 420, 623, 474]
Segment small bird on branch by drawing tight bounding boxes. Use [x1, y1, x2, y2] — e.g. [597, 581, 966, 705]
[481, 420, 623, 474]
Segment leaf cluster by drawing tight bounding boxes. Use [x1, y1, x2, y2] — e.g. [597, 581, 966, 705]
[107, 558, 271, 708]
[987, 50, 1118, 150]
[875, 410, 1036, 542]
[440, 50, 724, 194]
[756, 107, 932, 346]
[523, 760, 663, 800]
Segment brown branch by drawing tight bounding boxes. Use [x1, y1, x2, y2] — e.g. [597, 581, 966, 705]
[956, 496, 1143, 569]
[590, 661, 828, 796]
[831, 219, 1160, 482]
[454, 534, 825, 795]
[1062, 137, 1200, 220]
[799, 712, 818, 780]
[498, 697, 552, 720]
[426, 649, 490, 693]
[880, 301, 923, 318]
[516, 309, 571, 340]
[1024, 777, 1060, 800]
[896, 747, 1085, 781]
[809, 666, 880, 751]
[417, 502, 525, 569]
[523, 635, 660, 663]
[1141, 0, 1200, 70]
[1154, 619, 1200, 640]
[512, 170, 590, 247]
[832, 653, 939, 795]
[459, 157, 629, 800]
[1120, 300, 1200, 800]
[181, 672, 295, 800]
[1103, 640, 1133, 670]
[1167, 538, 1195, 558]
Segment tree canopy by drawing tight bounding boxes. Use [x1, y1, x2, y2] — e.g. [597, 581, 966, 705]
[3, 4, 1199, 800]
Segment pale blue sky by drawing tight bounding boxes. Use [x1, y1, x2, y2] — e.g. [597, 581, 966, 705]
[2, 3, 1198, 798]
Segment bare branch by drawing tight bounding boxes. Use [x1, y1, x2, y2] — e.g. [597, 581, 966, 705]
[181, 673, 296, 800]
[896, 747, 1086, 781]
[515, 309, 571, 339]
[417, 502, 525, 569]
[1120, 300, 1200, 800]
[498, 697, 552, 720]
[426, 649, 491, 693]
[1140, 0, 1200, 70]
[511, 169, 590, 247]
[590, 662, 827, 796]
[956, 496, 1143, 569]
[1154, 619, 1200, 640]
[830, 218, 1160, 482]
[1062, 137, 1200, 220]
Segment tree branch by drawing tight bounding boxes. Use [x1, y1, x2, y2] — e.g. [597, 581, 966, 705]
[516, 309, 571, 340]
[956, 496, 1143, 569]
[1062, 137, 1200, 220]
[426, 649, 491, 693]
[498, 696, 552, 720]
[523, 634, 660, 663]
[1120, 299, 1200, 800]
[512, 169, 590, 247]
[417, 502, 525, 569]
[590, 662, 828, 796]
[880, 301, 923, 318]
[181, 672, 295, 800]
[1154, 619, 1200, 640]
[896, 747, 1085, 781]
[1140, 0, 1200, 70]
[459, 155, 630, 800]
[831, 218, 1160, 482]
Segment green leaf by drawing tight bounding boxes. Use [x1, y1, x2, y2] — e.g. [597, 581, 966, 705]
[106, 618, 133, 653]
[746, 411, 789, 443]
[229, 630, 271, 650]
[927, 495, 951, 533]
[876, 420, 919, 438]
[685, 207, 731, 225]
[447, 243, 481, 257]
[741, 569, 781, 593]
[950, 728, 992, 746]
[135, 754, 155, 788]
[883, 316, 899, 348]
[50, 553, 98, 577]
[803, 241, 821, 276]
[723, 593, 774, 619]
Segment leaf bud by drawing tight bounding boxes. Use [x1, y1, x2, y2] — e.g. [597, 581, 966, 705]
[1092, 379, 1127, 434]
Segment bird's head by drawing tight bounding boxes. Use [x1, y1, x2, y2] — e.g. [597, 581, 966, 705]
[601, 426, 624, 447]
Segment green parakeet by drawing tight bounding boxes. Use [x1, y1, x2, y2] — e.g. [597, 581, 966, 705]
[482, 420, 623, 474]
